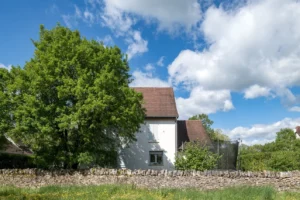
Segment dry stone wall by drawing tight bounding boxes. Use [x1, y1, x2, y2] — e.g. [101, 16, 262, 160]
[0, 168, 300, 191]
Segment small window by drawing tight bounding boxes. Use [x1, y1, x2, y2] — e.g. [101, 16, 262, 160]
[149, 151, 163, 166]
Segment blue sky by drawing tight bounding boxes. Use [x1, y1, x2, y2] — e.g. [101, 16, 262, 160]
[1, 0, 300, 144]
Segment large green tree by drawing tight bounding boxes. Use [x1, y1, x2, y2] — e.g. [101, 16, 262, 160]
[0, 68, 12, 149]
[6, 25, 145, 169]
[189, 114, 229, 141]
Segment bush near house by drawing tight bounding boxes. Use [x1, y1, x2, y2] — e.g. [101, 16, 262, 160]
[240, 128, 300, 171]
[175, 142, 221, 171]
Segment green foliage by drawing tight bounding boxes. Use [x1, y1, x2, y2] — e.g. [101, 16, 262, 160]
[3, 25, 145, 169]
[0, 69, 13, 138]
[189, 114, 230, 141]
[175, 142, 221, 171]
[240, 128, 300, 171]
[212, 129, 230, 141]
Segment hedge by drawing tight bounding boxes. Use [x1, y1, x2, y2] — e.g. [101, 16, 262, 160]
[240, 151, 300, 171]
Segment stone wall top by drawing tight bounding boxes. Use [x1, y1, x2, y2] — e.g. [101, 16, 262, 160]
[0, 168, 295, 178]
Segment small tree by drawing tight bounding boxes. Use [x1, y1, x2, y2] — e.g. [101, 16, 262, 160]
[175, 142, 221, 171]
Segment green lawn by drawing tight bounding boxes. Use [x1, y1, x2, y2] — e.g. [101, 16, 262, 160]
[0, 184, 299, 200]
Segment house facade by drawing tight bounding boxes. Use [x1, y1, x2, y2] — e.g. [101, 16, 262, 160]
[119, 87, 210, 170]
[295, 126, 300, 139]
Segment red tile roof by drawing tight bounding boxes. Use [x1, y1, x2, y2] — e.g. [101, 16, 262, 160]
[296, 126, 300, 133]
[133, 87, 179, 118]
[177, 120, 211, 148]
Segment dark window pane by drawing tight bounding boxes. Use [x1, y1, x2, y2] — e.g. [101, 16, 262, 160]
[157, 154, 163, 164]
[150, 154, 156, 163]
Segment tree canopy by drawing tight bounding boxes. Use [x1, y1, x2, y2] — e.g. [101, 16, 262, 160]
[189, 114, 229, 141]
[0, 69, 12, 136]
[2, 25, 145, 169]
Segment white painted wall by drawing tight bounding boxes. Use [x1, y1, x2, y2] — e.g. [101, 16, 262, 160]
[119, 118, 177, 170]
[294, 128, 300, 139]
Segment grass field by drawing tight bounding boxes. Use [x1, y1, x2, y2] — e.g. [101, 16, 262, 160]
[0, 184, 299, 200]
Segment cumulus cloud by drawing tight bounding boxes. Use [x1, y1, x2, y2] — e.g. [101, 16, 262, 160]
[101, 2, 135, 36]
[176, 87, 234, 119]
[156, 56, 165, 67]
[224, 118, 300, 145]
[126, 31, 148, 60]
[244, 85, 272, 99]
[102, 0, 202, 33]
[289, 106, 300, 112]
[99, 2, 149, 59]
[144, 64, 155, 72]
[0, 63, 11, 71]
[169, 0, 300, 114]
[130, 71, 170, 87]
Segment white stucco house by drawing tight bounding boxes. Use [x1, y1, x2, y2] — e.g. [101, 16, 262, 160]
[119, 87, 211, 170]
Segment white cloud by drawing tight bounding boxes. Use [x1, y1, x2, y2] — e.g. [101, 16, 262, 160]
[225, 118, 300, 145]
[97, 35, 114, 46]
[169, 0, 300, 113]
[84, 0, 100, 9]
[156, 56, 165, 67]
[100, 3, 149, 59]
[176, 86, 234, 119]
[102, 0, 202, 33]
[0, 63, 11, 71]
[244, 84, 271, 99]
[62, 5, 95, 28]
[126, 31, 148, 60]
[62, 5, 83, 28]
[130, 71, 170, 87]
[144, 64, 155, 71]
[62, 15, 75, 28]
[289, 106, 300, 112]
[75, 5, 82, 18]
[101, 2, 136, 36]
[84, 10, 95, 24]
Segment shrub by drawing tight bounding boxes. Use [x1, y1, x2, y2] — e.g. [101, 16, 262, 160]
[240, 151, 300, 171]
[175, 142, 221, 171]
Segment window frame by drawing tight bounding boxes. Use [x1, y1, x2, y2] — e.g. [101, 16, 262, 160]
[149, 151, 164, 166]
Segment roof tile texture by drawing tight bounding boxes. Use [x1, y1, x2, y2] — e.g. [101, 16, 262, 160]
[177, 120, 211, 148]
[133, 87, 179, 118]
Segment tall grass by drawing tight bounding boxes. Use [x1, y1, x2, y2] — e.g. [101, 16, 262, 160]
[0, 184, 298, 200]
